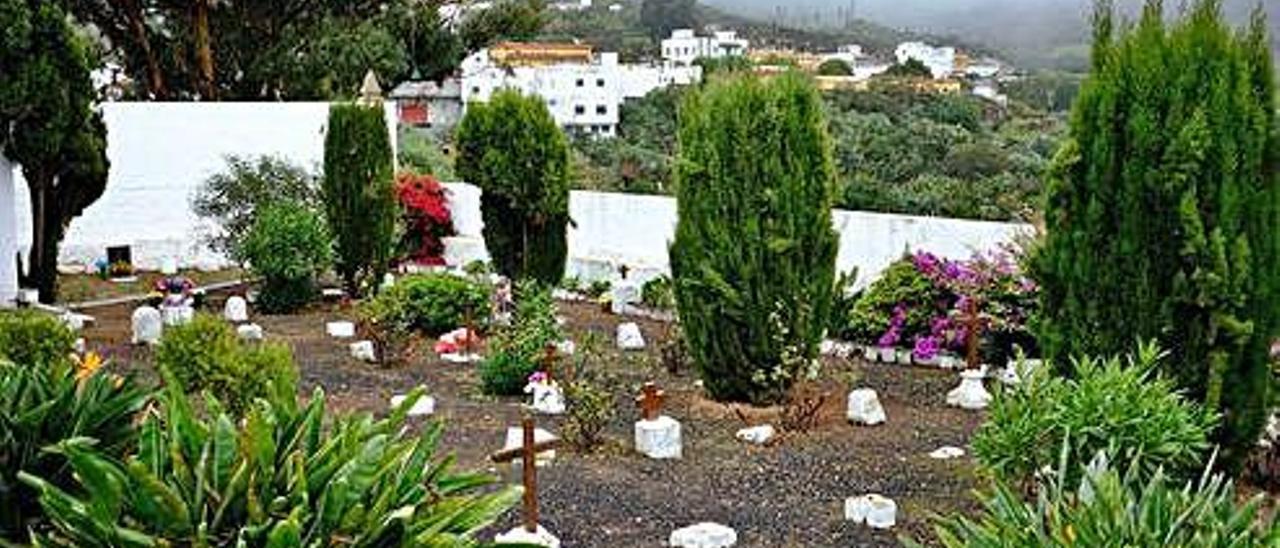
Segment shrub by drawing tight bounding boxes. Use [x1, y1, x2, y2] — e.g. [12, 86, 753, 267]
[827, 270, 860, 340]
[973, 344, 1215, 488]
[670, 73, 839, 404]
[816, 58, 853, 76]
[846, 256, 947, 345]
[19, 382, 518, 547]
[153, 314, 298, 415]
[238, 202, 332, 313]
[192, 155, 318, 258]
[1032, 0, 1279, 470]
[395, 172, 455, 266]
[397, 126, 456, 180]
[455, 89, 570, 285]
[360, 272, 489, 338]
[0, 356, 149, 540]
[641, 275, 674, 310]
[323, 102, 396, 296]
[0, 311, 77, 368]
[480, 283, 561, 396]
[921, 452, 1280, 547]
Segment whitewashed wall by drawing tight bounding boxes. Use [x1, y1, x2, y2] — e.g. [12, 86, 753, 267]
[0, 156, 19, 304]
[442, 183, 1029, 288]
[15, 101, 396, 271]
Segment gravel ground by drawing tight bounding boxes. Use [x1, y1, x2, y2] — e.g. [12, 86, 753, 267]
[79, 290, 985, 547]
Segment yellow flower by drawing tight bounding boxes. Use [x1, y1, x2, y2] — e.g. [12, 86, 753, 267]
[72, 352, 104, 382]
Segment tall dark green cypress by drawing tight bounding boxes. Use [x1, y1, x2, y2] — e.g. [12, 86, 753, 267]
[322, 102, 396, 296]
[669, 73, 839, 404]
[1034, 0, 1278, 470]
[455, 89, 570, 285]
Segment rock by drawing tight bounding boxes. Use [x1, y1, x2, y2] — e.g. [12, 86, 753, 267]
[735, 425, 776, 445]
[131, 306, 163, 345]
[161, 304, 194, 327]
[326, 321, 355, 338]
[526, 382, 566, 415]
[321, 288, 346, 300]
[236, 323, 264, 341]
[73, 338, 86, 354]
[494, 524, 560, 547]
[390, 393, 435, 416]
[350, 340, 376, 362]
[669, 522, 737, 548]
[946, 370, 992, 410]
[634, 415, 682, 459]
[616, 322, 645, 350]
[61, 312, 91, 331]
[502, 427, 558, 467]
[610, 280, 640, 315]
[846, 389, 886, 426]
[929, 446, 966, 460]
[223, 296, 249, 323]
[845, 495, 897, 529]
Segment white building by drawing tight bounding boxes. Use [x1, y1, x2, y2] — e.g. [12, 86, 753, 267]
[895, 41, 956, 79]
[551, 0, 592, 11]
[661, 29, 749, 67]
[461, 44, 700, 138]
[821, 44, 864, 66]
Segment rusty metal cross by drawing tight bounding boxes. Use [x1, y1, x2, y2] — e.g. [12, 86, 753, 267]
[962, 296, 987, 370]
[489, 416, 562, 534]
[540, 342, 559, 383]
[635, 382, 665, 421]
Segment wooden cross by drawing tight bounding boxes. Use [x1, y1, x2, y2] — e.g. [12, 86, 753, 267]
[635, 382, 665, 421]
[962, 296, 987, 370]
[489, 416, 562, 534]
[462, 306, 477, 355]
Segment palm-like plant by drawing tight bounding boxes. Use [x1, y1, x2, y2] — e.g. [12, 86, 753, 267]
[20, 379, 518, 547]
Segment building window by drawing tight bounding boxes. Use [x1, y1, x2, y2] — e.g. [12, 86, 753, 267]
[574, 105, 585, 115]
[596, 78, 605, 87]
[596, 105, 607, 115]
[576, 78, 584, 87]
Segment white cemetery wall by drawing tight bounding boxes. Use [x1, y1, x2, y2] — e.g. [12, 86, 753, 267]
[15, 101, 397, 271]
[0, 156, 19, 303]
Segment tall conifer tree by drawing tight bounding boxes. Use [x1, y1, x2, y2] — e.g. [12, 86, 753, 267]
[1034, 0, 1278, 470]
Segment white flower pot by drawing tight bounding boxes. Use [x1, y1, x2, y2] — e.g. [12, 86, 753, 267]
[895, 349, 913, 365]
[946, 369, 992, 410]
[877, 347, 896, 362]
[861, 346, 878, 361]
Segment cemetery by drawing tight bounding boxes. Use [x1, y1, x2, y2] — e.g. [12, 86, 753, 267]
[0, 1, 1278, 547]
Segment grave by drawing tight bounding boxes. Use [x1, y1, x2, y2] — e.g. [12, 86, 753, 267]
[946, 296, 992, 410]
[224, 295, 249, 323]
[736, 424, 776, 445]
[491, 417, 562, 548]
[350, 340, 377, 362]
[846, 389, 886, 425]
[131, 306, 162, 345]
[616, 322, 645, 350]
[525, 344, 565, 415]
[634, 382, 681, 459]
[844, 494, 897, 529]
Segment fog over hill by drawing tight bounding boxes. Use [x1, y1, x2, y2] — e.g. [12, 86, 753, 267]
[703, 0, 1280, 69]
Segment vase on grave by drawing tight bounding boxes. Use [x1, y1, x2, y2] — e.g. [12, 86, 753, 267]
[946, 369, 992, 410]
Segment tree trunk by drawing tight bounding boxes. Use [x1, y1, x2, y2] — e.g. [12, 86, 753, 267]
[192, 0, 215, 100]
[21, 175, 61, 304]
[123, 0, 167, 99]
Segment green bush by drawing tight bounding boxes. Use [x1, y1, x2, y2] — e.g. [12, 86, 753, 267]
[0, 311, 77, 368]
[921, 452, 1280, 547]
[323, 102, 396, 295]
[192, 155, 318, 258]
[239, 202, 333, 313]
[480, 284, 561, 395]
[670, 73, 839, 404]
[641, 275, 674, 310]
[366, 273, 490, 336]
[455, 89, 570, 285]
[19, 381, 518, 547]
[153, 314, 298, 415]
[846, 256, 947, 345]
[973, 344, 1215, 488]
[397, 126, 456, 180]
[0, 357, 149, 540]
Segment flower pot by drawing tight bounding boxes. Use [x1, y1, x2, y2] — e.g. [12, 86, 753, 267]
[861, 345, 878, 362]
[946, 369, 992, 410]
[877, 347, 896, 362]
[895, 349, 913, 365]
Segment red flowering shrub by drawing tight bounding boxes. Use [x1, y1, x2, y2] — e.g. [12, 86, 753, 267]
[396, 173, 455, 265]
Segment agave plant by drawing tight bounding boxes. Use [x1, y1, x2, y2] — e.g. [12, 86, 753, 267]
[0, 356, 150, 541]
[19, 379, 518, 547]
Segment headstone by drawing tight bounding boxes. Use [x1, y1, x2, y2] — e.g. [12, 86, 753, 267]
[350, 340, 377, 362]
[161, 304, 194, 326]
[131, 306, 162, 345]
[946, 370, 992, 410]
[929, 446, 966, 460]
[735, 424, 776, 445]
[844, 494, 897, 529]
[491, 417, 562, 547]
[326, 321, 356, 338]
[526, 381, 566, 415]
[237, 323, 264, 341]
[616, 322, 645, 350]
[846, 389, 886, 425]
[669, 522, 738, 548]
[223, 296, 249, 323]
[610, 280, 640, 315]
[634, 382, 682, 459]
[501, 426, 558, 467]
[390, 393, 436, 416]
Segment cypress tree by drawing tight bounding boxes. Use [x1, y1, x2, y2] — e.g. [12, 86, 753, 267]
[669, 73, 839, 404]
[1034, 0, 1278, 470]
[322, 103, 396, 295]
[455, 89, 570, 285]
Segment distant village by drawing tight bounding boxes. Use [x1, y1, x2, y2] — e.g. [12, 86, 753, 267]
[394, 0, 1010, 139]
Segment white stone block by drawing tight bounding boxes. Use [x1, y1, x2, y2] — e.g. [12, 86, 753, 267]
[73, 338, 85, 354]
[223, 296, 249, 323]
[845, 495, 897, 529]
[616, 322, 645, 350]
[131, 306, 162, 345]
[635, 415, 682, 459]
[390, 394, 436, 416]
[610, 280, 640, 315]
[61, 312, 89, 331]
[929, 446, 966, 460]
[735, 424, 776, 445]
[440, 352, 483, 363]
[669, 522, 737, 548]
[876, 347, 896, 362]
[350, 340, 376, 362]
[946, 370, 992, 410]
[494, 525, 560, 547]
[861, 346, 878, 361]
[236, 323, 264, 341]
[526, 382, 566, 415]
[846, 388, 886, 426]
[321, 288, 346, 300]
[161, 305, 194, 327]
[16, 288, 39, 305]
[326, 321, 355, 338]
[502, 427, 558, 467]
